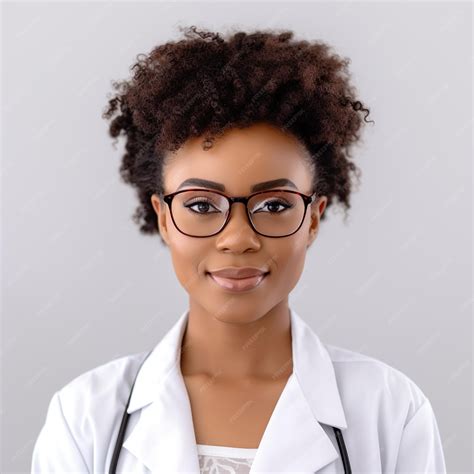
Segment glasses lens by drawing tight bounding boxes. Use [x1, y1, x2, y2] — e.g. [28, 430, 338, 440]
[171, 190, 305, 237]
[172, 190, 229, 237]
[248, 190, 304, 237]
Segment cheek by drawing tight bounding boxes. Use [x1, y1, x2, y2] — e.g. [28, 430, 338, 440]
[269, 240, 307, 292]
[167, 237, 207, 293]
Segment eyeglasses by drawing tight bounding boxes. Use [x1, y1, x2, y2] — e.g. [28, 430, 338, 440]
[160, 188, 318, 238]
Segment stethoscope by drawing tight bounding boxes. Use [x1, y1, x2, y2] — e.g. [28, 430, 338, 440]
[109, 348, 352, 473]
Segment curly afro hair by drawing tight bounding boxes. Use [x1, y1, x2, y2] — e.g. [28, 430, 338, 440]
[102, 25, 373, 242]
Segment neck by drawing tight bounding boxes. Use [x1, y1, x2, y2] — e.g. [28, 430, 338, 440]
[180, 299, 293, 382]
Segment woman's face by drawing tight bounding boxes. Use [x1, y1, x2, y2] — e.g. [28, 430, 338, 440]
[150, 122, 327, 324]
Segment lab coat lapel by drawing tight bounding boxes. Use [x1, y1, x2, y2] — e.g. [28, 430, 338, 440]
[122, 367, 201, 472]
[249, 307, 348, 473]
[249, 373, 340, 472]
[122, 309, 201, 472]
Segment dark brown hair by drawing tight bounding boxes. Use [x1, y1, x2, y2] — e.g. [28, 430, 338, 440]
[102, 26, 373, 243]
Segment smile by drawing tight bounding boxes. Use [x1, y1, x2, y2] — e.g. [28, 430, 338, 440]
[207, 272, 269, 292]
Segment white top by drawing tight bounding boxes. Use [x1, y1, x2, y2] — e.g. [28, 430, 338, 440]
[31, 306, 447, 473]
[196, 444, 257, 473]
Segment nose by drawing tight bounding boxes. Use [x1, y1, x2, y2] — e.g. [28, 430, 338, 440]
[215, 202, 260, 249]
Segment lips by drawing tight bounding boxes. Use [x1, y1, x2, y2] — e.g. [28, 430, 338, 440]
[208, 267, 269, 279]
[206, 266, 270, 292]
[208, 272, 269, 291]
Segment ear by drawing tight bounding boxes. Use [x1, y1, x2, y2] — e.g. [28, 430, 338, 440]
[307, 196, 327, 249]
[150, 193, 170, 246]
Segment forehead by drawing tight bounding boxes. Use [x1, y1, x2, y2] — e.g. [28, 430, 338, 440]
[163, 123, 313, 194]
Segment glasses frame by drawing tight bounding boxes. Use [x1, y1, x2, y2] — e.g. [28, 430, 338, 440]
[160, 188, 318, 238]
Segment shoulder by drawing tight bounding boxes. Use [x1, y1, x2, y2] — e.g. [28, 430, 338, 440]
[321, 343, 446, 472]
[33, 351, 150, 472]
[325, 343, 429, 423]
[56, 350, 148, 414]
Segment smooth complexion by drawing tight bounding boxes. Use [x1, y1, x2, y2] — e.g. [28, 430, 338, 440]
[150, 122, 327, 447]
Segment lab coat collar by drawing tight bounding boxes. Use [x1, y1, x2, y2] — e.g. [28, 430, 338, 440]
[123, 306, 348, 472]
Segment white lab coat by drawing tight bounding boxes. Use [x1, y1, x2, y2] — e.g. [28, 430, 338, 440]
[31, 307, 447, 473]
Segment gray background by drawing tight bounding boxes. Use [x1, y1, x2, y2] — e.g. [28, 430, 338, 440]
[2, 1, 472, 472]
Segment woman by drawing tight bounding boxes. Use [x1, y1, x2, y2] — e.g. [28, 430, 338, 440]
[32, 26, 446, 473]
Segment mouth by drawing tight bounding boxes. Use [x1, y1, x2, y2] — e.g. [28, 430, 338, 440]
[206, 271, 270, 292]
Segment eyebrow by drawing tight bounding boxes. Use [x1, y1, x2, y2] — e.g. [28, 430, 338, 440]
[176, 178, 298, 193]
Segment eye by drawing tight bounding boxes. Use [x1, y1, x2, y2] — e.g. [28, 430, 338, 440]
[184, 198, 222, 214]
[253, 199, 293, 214]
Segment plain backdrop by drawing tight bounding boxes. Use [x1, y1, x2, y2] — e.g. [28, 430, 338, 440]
[2, 1, 472, 472]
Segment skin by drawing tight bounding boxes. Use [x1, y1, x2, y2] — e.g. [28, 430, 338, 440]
[150, 122, 327, 447]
